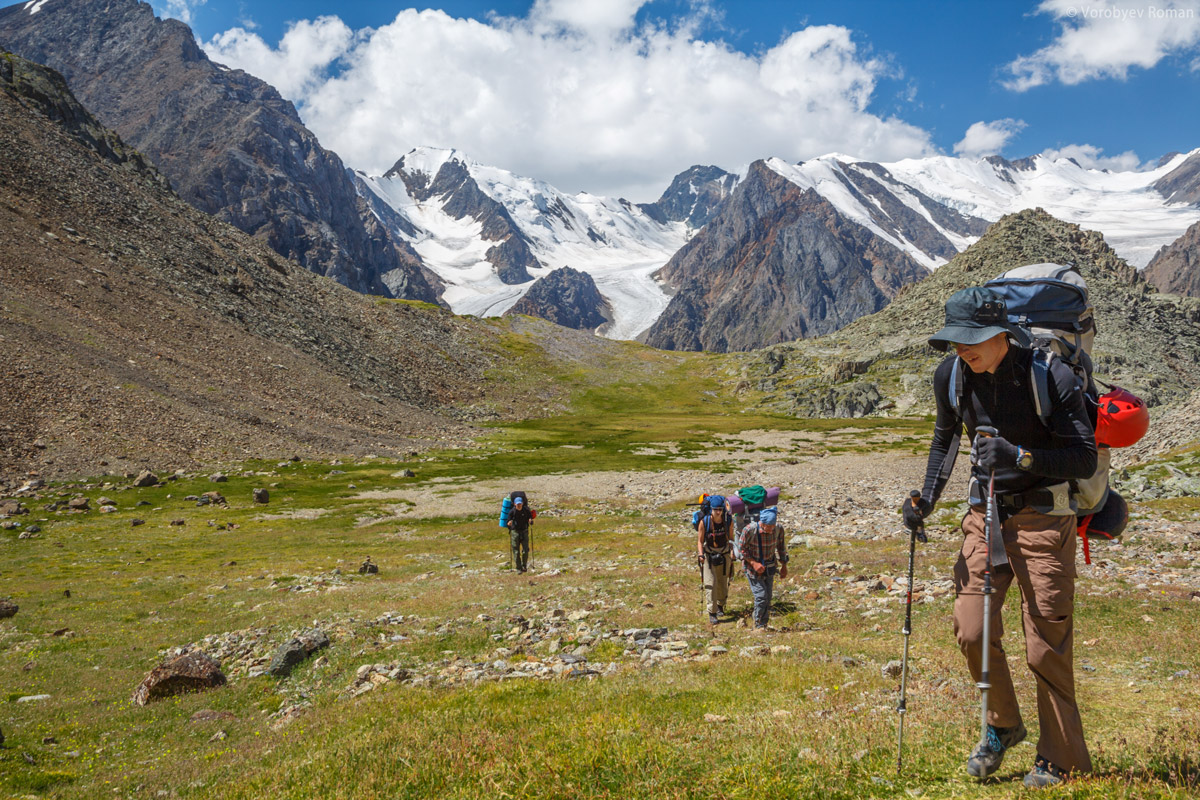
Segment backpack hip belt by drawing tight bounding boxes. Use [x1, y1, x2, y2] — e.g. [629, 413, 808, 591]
[968, 478, 1074, 516]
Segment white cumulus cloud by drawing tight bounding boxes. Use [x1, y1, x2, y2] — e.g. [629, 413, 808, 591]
[1004, 0, 1200, 91]
[1039, 143, 1148, 171]
[953, 119, 1027, 158]
[206, 17, 355, 98]
[201, 4, 935, 200]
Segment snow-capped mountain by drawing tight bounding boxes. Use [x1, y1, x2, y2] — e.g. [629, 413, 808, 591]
[761, 150, 1200, 272]
[356, 147, 695, 340]
[356, 146, 1200, 346]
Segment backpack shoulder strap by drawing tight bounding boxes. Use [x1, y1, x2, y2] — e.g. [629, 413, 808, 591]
[946, 356, 966, 419]
[1029, 349, 1054, 428]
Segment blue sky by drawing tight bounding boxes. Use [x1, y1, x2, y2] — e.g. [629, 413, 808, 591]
[152, 0, 1200, 199]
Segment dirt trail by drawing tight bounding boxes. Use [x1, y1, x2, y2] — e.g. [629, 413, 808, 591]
[356, 428, 945, 529]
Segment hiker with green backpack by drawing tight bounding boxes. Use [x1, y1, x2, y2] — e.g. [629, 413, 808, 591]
[903, 283, 1098, 789]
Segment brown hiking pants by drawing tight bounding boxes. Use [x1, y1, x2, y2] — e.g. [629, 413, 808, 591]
[953, 506, 1092, 775]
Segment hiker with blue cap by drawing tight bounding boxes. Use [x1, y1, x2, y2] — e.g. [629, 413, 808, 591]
[695, 494, 735, 625]
[735, 505, 789, 630]
[506, 493, 534, 573]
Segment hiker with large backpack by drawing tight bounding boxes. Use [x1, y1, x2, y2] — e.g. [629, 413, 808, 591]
[694, 494, 735, 625]
[734, 506, 789, 631]
[502, 492, 535, 573]
[903, 283, 1098, 789]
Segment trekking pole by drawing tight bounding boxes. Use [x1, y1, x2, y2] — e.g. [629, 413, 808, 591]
[975, 425, 1000, 755]
[897, 490, 926, 773]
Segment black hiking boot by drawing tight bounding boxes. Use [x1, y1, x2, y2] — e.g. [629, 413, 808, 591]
[966, 722, 1027, 778]
[1023, 755, 1067, 789]
[709, 613, 719, 625]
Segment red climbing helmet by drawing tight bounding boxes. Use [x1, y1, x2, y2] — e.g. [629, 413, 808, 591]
[1095, 386, 1149, 448]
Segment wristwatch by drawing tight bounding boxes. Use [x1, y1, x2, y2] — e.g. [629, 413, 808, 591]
[1016, 446, 1034, 471]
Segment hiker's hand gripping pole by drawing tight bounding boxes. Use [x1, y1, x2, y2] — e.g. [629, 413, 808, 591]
[896, 491, 924, 773]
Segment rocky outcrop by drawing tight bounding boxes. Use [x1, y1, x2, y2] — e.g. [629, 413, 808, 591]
[505, 267, 611, 330]
[1145, 219, 1200, 297]
[132, 651, 226, 705]
[385, 154, 536, 284]
[266, 629, 330, 678]
[638, 165, 738, 230]
[0, 0, 440, 302]
[644, 160, 928, 352]
[0, 49, 166, 188]
[1155, 152, 1200, 205]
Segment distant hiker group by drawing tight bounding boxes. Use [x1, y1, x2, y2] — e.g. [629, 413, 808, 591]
[901, 263, 1148, 789]
[693, 485, 787, 629]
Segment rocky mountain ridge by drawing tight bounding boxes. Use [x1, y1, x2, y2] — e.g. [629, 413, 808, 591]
[643, 160, 928, 352]
[637, 165, 738, 230]
[0, 50, 632, 485]
[738, 208, 1200, 418]
[0, 0, 440, 302]
[382, 152, 537, 285]
[1144, 219, 1200, 297]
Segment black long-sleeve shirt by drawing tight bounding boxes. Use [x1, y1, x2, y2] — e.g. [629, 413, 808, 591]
[921, 346, 1097, 507]
[507, 506, 533, 532]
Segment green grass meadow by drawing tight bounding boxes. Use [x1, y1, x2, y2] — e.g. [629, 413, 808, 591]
[2, 399, 1199, 799]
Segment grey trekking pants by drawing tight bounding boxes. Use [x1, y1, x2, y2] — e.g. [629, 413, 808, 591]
[744, 564, 777, 628]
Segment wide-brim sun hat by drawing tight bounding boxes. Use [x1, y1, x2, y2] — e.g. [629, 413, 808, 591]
[928, 286, 1026, 352]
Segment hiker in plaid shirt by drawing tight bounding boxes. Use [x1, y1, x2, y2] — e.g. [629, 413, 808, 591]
[736, 506, 788, 629]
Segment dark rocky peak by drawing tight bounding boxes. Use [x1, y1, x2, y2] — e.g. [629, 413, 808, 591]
[1145, 219, 1200, 297]
[0, 0, 440, 303]
[1155, 151, 1200, 205]
[643, 159, 927, 352]
[505, 267, 610, 331]
[1, 49, 166, 188]
[1157, 151, 1183, 168]
[384, 148, 537, 284]
[638, 164, 738, 229]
